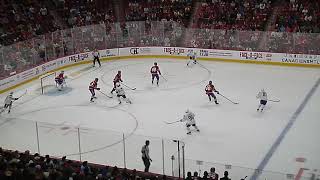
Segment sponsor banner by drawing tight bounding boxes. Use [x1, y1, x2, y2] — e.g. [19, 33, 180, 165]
[68, 52, 92, 62]
[41, 60, 58, 73]
[0, 75, 17, 91]
[100, 48, 118, 57]
[119, 47, 154, 56]
[281, 54, 320, 65]
[163, 47, 186, 56]
[19, 69, 36, 81]
[238, 51, 273, 61]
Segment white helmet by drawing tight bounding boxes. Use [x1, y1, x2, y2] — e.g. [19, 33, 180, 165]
[261, 88, 265, 92]
[61, 71, 64, 74]
[185, 109, 190, 113]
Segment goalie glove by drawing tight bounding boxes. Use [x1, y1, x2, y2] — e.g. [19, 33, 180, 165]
[96, 88, 101, 90]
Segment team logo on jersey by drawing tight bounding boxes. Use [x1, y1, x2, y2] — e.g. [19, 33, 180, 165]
[130, 48, 139, 55]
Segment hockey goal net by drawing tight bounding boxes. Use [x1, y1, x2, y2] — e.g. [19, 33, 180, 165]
[39, 72, 57, 94]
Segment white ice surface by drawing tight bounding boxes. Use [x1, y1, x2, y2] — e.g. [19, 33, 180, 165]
[0, 59, 319, 179]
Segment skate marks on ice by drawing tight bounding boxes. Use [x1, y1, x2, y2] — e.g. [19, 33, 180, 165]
[100, 60, 213, 92]
[0, 103, 139, 157]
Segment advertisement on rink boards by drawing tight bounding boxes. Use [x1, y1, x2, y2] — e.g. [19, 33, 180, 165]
[238, 51, 273, 61]
[99, 48, 118, 57]
[281, 54, 320, 65]
[119, 47, 153, 56]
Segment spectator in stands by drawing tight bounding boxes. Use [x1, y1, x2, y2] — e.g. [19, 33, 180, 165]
[220, 171, 231, 180]
[141, 140, 152, 172]
[202, 171, 209, 179]
[80, 161, 92, 176]
[209, 167, 219, 180]
[185, 171, 192, 180]
[193, 171, 200, 180]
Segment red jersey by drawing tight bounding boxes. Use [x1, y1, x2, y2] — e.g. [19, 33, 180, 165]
[205, 84, 216, 94]
[150, 65, 161, 75]
[56, 73, 64, 80]
[113, 74, 122, 83]
[89, 81, 98, 90]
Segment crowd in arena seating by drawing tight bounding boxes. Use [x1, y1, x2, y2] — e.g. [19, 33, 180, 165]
[0, 0, 319, 48]
[0, 147, 177, 180]
[0, 0, 59, 46]
[0, 146, 236, 180]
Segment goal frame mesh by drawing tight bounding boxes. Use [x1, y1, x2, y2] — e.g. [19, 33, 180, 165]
[40, 72, 56, 94]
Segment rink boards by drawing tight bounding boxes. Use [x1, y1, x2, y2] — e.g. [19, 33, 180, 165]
[1, 47, 319, 94]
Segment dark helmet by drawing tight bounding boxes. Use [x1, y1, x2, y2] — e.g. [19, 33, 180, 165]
[95, 78, 99, 82]
[118, 70, 121, 74]
[154, 62, 157, 65]
[209, 81, 212, 84]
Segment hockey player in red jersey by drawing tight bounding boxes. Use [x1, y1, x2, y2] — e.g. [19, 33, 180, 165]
[150, 62, 161, 86]
[111, 71, 123, 94]
[205, 81, 219, 104]
[89, 78, 100, 102]
[55, 71, 67, 90]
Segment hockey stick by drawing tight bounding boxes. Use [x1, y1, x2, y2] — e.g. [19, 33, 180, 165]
[97, 90, 112, 98]
[268, 99, 280, 102]
[17, 90, 27, 99]
[163, 120, 181, 124]
[218, 94, 239, 104]
[120, 83, 136, 90]
[241, 176, 248, 180]
[160, 74, 168, 81]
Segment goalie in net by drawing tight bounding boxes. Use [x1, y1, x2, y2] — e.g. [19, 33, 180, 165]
[55, 71, 67, 91]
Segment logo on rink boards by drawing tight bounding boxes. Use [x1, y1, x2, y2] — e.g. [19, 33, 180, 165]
[282, 53, 320, 64]
[68, 53, 89, 62]
[239, 52, 272, 61]
[163, 47, 185, 55]
[130, 48, 139, 55]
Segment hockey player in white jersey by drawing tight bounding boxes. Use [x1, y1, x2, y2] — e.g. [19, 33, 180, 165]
[180, 109, 200, 135]
[0, 92, 19, 114]
[256, 89, 268, 112]
[115, 83, 132, 104]
[187, 51, 197, 66]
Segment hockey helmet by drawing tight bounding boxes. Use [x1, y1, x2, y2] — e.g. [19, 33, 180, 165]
[118, 71, 121, 74]
[185, 109, 190, 113]
[261, 88, 265, 92]
[209, 80, 212, 84]
[61, 71, 64, 74]
[154, 62, 157, 65]
[9, 92, 13, 95]
[95, 78, 99, 82]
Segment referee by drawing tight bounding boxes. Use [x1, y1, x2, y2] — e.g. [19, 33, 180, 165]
[141, 140, 152, 172]
[92, 49, 101, 67]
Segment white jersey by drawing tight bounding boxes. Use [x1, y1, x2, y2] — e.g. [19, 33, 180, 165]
[257, 90, 268, 101]
[115, 86, 125, 96]
[4, 94, 15, 105]
[92, 51, 99, 57]
[181, 111, 196, 125]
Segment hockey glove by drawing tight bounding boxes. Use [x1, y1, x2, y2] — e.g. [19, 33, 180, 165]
[96, 88, 101, 90]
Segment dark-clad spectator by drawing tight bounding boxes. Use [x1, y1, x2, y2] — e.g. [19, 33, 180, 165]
[220, 171, 231, 180]
[80, 161, 92, 176]
[141, 140, 152, 172]
[185, 171, 192, 180]
[203, 171, 209, 179]
[193, 171, 200, 180]
[209, 167, 219, 180]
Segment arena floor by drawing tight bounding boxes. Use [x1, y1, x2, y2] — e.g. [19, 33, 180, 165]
[0, 58, 319, 179]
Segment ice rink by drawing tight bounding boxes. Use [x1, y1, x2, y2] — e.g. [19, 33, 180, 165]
[0, 58, 319, 179]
